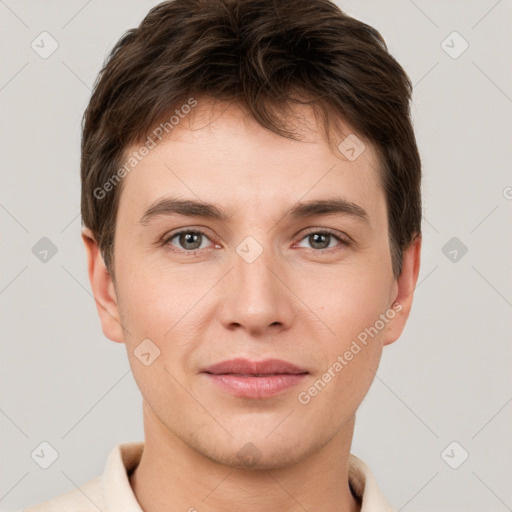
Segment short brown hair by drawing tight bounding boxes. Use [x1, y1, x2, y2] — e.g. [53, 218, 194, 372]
[81, 0, 421, 278]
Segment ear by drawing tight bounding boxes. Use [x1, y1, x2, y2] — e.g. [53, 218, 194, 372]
[81, 227, 124, 343]
[381, 235, 422, 346]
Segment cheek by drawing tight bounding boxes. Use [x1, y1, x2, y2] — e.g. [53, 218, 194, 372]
[115, 262, 213, 376]
[300, 267, 391, 402]
[116, 255, 197, 331]
[302, 282, 386, 417]
[115, 268, 194, 406]
[303, 267, 392, 343]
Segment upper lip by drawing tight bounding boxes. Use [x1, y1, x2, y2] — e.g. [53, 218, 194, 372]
[202, 358, 308, 375]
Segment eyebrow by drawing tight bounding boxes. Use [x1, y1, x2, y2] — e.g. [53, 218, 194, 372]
[139, 197, 229, 224]
[287, 198, 369, 223]
[139, 196, 369, 225]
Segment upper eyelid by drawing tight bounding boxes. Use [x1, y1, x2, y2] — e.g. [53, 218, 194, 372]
[299, 226, 350, 239]
[164, 228, 216, 244]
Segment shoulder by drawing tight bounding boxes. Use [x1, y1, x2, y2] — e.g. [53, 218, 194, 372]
[22, 442, 143, 512]
[23, 476, 105, 512]
[348, 454, 396, 512]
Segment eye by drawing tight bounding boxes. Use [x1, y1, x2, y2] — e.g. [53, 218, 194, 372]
[165, 230, 213, 251]
[295, 230, 350, 251]
[162, 228, 351, 255]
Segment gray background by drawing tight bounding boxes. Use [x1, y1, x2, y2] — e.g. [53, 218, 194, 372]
[1, 1, 511, 511]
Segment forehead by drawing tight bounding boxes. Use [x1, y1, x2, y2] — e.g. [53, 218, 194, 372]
[117, 99, 385, 225]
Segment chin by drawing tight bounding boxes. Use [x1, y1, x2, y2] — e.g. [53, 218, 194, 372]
[192, 432, 321, 470]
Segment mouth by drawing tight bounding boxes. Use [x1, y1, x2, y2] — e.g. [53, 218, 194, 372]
[202, 357, 308, 375]
[201, 358, 309, 399]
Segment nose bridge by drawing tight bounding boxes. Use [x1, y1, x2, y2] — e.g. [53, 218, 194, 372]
[218, 234, 294, 334]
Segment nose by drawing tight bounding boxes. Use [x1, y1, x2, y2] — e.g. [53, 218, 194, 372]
[216, 238, 296, 337]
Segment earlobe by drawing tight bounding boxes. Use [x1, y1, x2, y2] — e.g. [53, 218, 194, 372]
[81, 227, 125, 344]
[382, 235, 422, 346]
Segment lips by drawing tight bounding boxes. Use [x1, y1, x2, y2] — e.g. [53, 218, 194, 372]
[202, 358, 308, 376]
[201, 358, 309, 399]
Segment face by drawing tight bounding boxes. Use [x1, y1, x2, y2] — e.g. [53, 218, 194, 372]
[84, 99, 419, 469]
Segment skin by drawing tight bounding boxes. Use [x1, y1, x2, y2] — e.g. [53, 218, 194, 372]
[83, 98, 421, 512]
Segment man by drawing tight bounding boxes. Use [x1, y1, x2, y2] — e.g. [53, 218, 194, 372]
[26, 0, 421, 510]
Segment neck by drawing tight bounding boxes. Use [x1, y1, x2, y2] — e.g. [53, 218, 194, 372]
[129, 401, 361, 512]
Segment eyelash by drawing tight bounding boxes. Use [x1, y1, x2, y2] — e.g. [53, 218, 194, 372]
[161, 228, 353, 255]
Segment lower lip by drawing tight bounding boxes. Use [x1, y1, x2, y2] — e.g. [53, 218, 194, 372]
[203, 373, 308, 398]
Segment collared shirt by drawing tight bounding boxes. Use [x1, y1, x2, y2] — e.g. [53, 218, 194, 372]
[24, 442, 395, 511]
